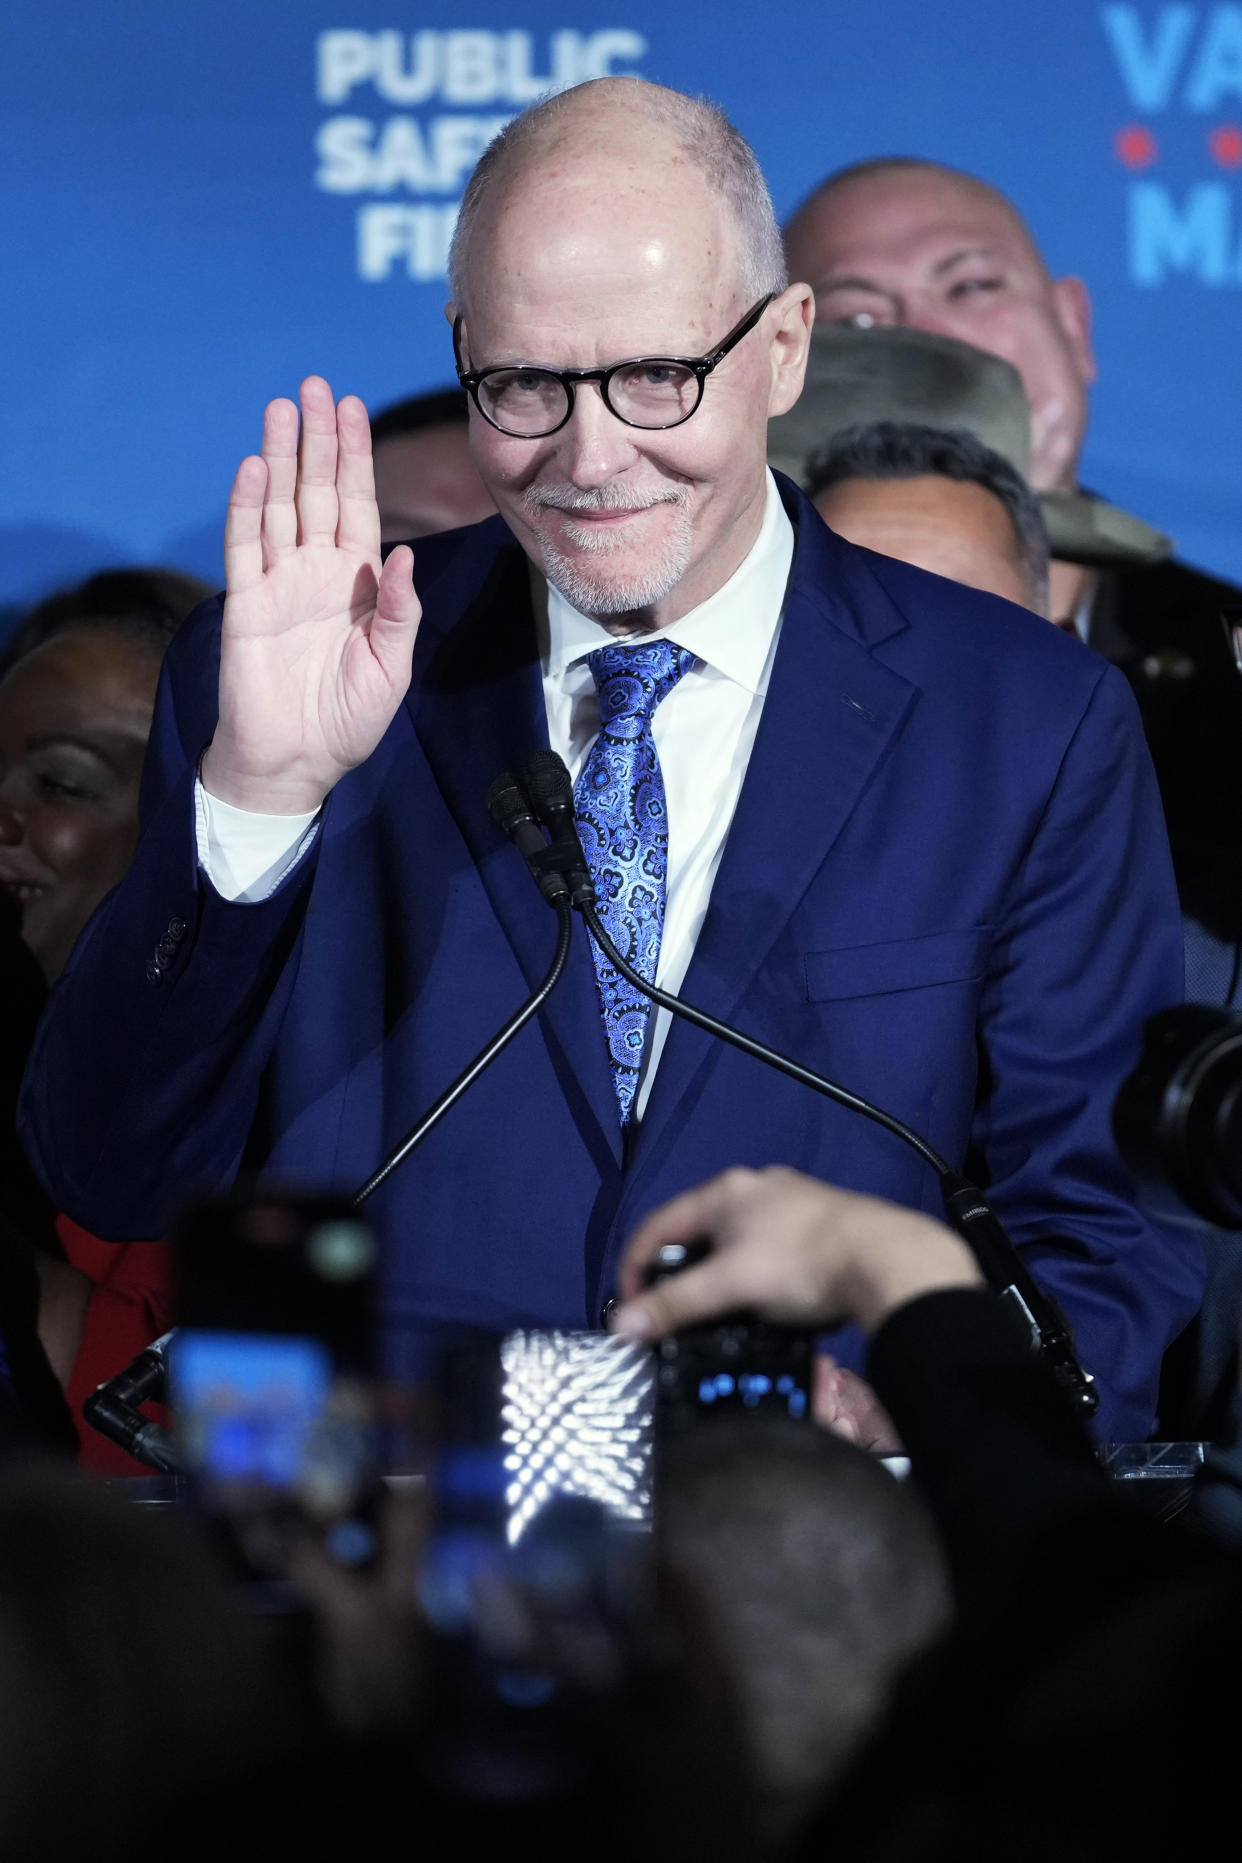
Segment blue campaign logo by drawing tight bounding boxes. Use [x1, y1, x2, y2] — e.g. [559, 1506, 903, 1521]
[1100, 5, 1242, 284]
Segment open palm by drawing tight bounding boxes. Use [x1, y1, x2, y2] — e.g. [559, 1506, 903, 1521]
[203, 377, 422, 815]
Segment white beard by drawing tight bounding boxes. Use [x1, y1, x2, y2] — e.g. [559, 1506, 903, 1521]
[523, 484, 694, 618]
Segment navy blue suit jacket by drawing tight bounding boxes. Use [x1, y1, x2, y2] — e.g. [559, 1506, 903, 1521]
[20, 480, 1201, 1438]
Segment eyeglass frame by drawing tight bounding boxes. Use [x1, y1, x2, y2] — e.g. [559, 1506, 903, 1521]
[452, 292, 777, 439]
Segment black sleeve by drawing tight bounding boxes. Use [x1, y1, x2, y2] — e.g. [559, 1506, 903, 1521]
[867, 1287, 1109, 1592]
[801, 1291, 1242, 1863]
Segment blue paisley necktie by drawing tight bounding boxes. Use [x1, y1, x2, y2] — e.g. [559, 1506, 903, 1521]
[575, 638, 698, 1125]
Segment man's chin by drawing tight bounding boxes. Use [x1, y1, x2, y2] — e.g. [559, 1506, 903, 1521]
[540, 540, 691, 619]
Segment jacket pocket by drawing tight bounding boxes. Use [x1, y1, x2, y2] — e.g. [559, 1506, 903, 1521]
[804, 928, 992, 1002]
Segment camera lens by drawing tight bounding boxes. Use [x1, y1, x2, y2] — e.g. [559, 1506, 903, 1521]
[1114, 1006, 1242, 1227]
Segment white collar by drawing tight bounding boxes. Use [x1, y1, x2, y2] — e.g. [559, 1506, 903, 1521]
[541, 471, 794, 695]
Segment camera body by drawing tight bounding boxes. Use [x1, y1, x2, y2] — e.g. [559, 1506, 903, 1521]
[645, 1238, 814, 1439]
[1114, 1005, 1242, 1227]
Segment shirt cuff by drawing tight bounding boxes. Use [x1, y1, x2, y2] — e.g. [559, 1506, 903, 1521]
[194, 779, 321, 903]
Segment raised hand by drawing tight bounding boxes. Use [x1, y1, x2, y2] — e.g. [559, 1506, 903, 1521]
[201, 377, 422, 815]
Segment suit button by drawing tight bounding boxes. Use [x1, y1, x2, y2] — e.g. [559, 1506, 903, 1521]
[599, 1297, 618, 1329]
[145, 958, 163, 986]
[167, 917, 186, 942]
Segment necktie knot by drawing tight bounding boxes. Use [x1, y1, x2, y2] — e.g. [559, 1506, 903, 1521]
[587, 639, 697, 733]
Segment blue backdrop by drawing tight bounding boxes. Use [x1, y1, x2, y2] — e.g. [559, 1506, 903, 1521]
[1, 1, 1238, 610]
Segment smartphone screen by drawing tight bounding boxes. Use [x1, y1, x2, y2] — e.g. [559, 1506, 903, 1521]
[496, 1329, 654, 1540]
[653, 1317, 813, 1438]
[641, 1241, 814, 1437]
[421, 1330, 653, 1625]
[171, 1328, 377, 1514]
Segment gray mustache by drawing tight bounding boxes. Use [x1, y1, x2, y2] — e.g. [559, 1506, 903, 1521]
[522, 485, 687, 514]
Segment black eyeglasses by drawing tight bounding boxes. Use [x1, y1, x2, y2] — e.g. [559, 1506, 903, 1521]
[453, 294, 775, 439]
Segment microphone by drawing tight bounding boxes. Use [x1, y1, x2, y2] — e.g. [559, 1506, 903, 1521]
[521, 752, 1096, 1418]
[487, 771, 571, 906]
[349, 773, 574, 1205]
[521, 751, 596, 908]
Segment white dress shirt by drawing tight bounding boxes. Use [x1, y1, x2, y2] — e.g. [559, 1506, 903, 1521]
[196, 470, 795, 1118]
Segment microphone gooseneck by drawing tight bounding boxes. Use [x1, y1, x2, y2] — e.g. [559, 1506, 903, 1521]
[521, 751, 1096, 1418]
[350, 895, 573, 1206]
[584, 902, 951, 1175]
[344, 770, 577, 1209]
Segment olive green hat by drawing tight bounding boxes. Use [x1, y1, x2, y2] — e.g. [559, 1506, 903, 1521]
[768, 323, 1172, 568]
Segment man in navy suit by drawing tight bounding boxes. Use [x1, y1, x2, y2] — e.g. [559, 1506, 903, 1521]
[20, 79, 1199, 1441]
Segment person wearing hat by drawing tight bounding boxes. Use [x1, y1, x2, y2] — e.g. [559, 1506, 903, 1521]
[799, 409, 1050, 617]
[782, 160, 1242, 988]
[768, 322, 1051, 614]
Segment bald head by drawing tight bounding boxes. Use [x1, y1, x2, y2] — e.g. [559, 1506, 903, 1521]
[449, 78, 786, 316]
[450, 85, 771, 451]
[783, 158, 1095, 492]
[786, 159, 1044, 282]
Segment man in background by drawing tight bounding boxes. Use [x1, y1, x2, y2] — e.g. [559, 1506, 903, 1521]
[807, 421, 1048, 616]
[660, 1415, 950, 1847]
[370, 387, 495, 543]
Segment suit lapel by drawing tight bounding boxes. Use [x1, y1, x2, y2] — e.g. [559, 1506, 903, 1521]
[634, 495, 921, 1165]
[412, 543, 623, 1166]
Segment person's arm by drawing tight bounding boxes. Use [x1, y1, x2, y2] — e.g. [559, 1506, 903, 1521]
[865, 1289, 1110, 1590]
[19, 380, 422, 1238]
[194, 787, 321, 903]
[963, 661, 1201, 1442]
[613, 1166, 978, 1455]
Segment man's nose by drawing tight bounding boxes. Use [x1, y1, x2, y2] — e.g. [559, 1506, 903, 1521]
[553, 381, 640, 487]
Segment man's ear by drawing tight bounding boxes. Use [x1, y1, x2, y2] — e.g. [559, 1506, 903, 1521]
[444, 301, 457, 326]
[768, 283, 815, 418]
[1052, 276, 1096, 387]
